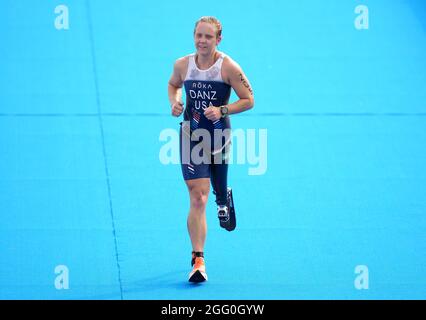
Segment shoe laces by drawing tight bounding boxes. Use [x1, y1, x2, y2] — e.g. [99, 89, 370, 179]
[191, 251, 204, 266]
[193, 257, 205, 269]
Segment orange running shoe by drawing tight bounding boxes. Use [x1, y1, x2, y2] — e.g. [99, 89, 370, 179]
[188, 257, 208, 282]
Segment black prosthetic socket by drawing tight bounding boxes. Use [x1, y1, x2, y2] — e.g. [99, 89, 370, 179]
[210, 161, 228, 206]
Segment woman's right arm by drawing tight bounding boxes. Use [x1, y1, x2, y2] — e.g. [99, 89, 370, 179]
[168, 58, 185, 117]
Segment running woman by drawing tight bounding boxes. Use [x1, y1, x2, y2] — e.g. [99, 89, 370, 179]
[168, 16, 254, 282]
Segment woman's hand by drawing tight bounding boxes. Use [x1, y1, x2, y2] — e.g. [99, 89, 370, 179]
[171, 101, 184, 117]
[204, 106, 222, 122]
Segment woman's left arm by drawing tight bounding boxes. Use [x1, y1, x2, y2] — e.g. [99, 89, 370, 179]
[223, 58, 254, 115]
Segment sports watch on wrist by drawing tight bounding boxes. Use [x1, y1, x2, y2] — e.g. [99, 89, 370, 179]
[220, 105, 229, 118]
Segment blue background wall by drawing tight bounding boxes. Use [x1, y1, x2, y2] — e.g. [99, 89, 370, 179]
[0, 0, 425, 299]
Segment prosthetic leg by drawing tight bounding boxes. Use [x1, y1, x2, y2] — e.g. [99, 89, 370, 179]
[211, 144, 236, 232]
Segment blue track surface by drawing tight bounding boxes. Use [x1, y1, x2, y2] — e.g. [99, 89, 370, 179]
[1, 0, 425, 299]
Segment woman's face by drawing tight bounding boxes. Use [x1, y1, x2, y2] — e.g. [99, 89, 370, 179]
[194, 22, 221, 56]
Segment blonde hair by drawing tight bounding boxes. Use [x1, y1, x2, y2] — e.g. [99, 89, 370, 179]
[194, 16, 222, 38]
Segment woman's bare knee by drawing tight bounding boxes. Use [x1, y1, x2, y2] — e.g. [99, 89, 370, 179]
[186, 179, 210, 210]
[190, 190, 208, 209]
